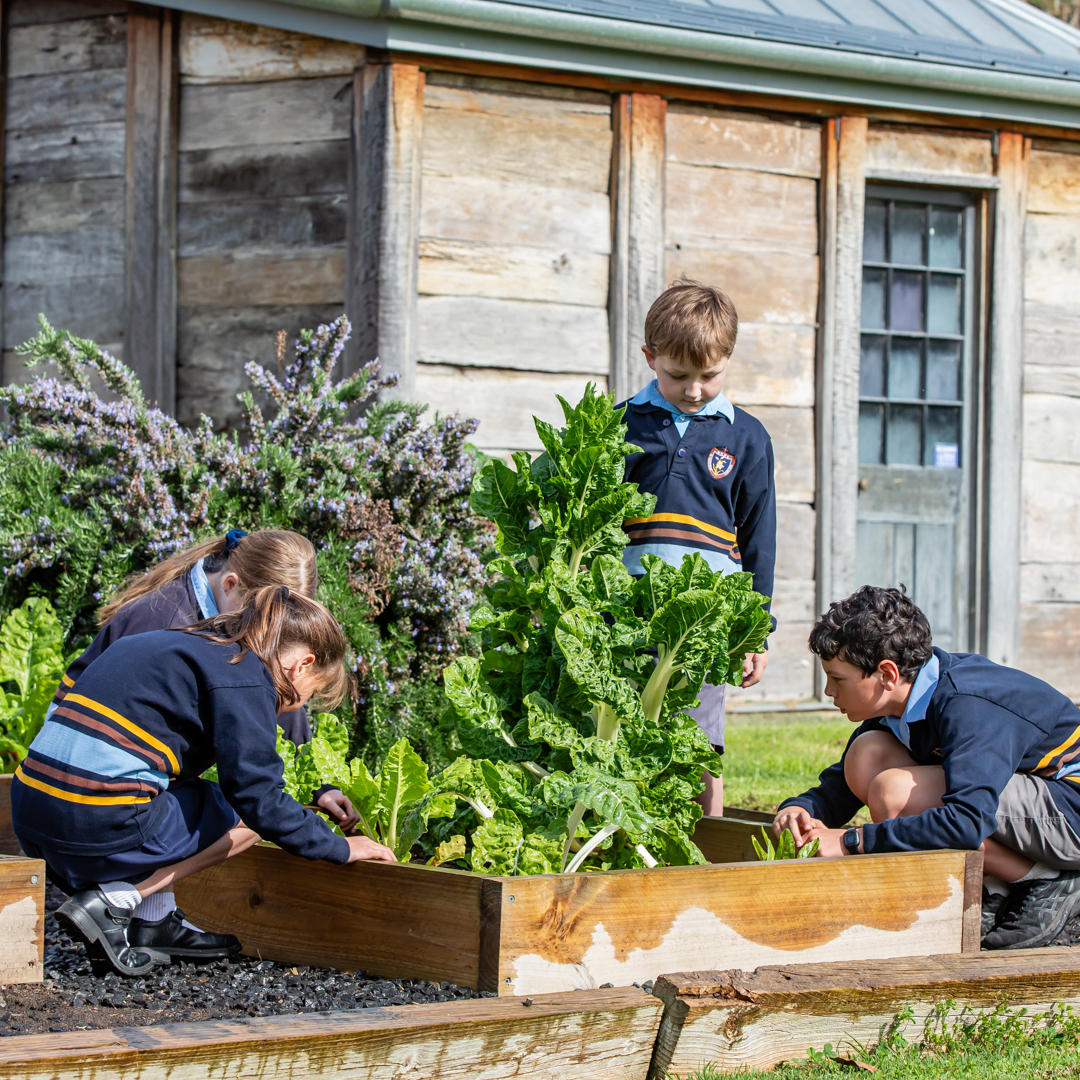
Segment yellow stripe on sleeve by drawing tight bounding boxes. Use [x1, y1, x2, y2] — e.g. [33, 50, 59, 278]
[61, 673, 75, 688]
[65, 693, 181, 775]
[623, 512, 737, 543]
[14, 765, 152, 806]
[1035, 724, 1080, 773]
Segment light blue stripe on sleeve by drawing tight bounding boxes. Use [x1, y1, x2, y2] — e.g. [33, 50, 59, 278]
[30, 720, 171, 789]
[622, 543, 741, 576]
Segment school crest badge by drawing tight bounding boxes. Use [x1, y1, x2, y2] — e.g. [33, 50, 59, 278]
[708, 446, 736, 479]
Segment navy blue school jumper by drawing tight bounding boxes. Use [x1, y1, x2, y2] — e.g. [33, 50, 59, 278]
[778, 647, 1080, 852]
[12, 630, 349, 892]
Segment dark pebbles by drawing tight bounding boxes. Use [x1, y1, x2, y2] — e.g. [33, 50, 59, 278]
[2, 885, 491, 1036]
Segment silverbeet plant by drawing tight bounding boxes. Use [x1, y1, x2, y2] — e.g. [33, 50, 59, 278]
[753, 827, 819, 861]
[427, 385, 772, 874]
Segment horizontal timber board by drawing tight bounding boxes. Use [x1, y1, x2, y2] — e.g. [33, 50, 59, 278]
[418, 239, 608, 306]
[5, 178, 124, 235]
[651, 949, 1080, 1077]
[178, 78, 352, 152]
[178, 194, 347, 254]
[740, 405, 815, 503]
[179, 13, 365, 84]
[177, 250, 345, 307]
[0, 989, 662, 1080]
[422, 85, 611, 192]
[8, 15, 125, 79]
[1025, 214, 1080, 306]
[5, 228, 123, 284]
[178, 140, 349, 203]
[1029, 149, 1080, 214]
[723, 323, 815, 408]
[6, 69, 126, 131]
[1026, 363, 1080, 397]
[1023, 392, 1080, 464]
[5, 122, 125, 184]
[865, 125, 994, 178]
[776, 501, 816, 580]
[3, 276, 125, 349]
[486, 850, 968, 995]
[8, 1, 125, 25]
[424, 71, 611, 107]
[666, 245, 819, 326]
[727, 617, 816, 703]
[666, 164, 818, 255]
[691, 815, 767, 864]
[768, 578, 817, 624]
[413, 364, 603, 451]
[1021, 459, 1080, 563]
[1024, 300, 1080, 366]
[174, 843, 485, 988]
[1020, 601, 1080, 698]
[0, 855, 45, 984]
[1021, 562, 1080, 603]
[665, 105, 820, 177]
[420, 174, 610, 252]
[416, 295, 609, 374]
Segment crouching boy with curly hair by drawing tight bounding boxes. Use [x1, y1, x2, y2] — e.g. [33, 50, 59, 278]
[776, 585, 1080, 950]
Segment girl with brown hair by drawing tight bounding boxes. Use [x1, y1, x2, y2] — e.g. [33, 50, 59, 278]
[13, 586, 394, 977]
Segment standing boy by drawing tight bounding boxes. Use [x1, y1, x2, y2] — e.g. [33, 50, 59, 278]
[776, 585, 1080, 950]
[619, 279, 777, 816]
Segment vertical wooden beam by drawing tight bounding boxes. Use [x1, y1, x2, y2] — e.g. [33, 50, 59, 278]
[0, 0, 8, 380]
[823, 116, 868, 604]
[985, 132, 1029, 668]
[961, 849, 984, 954]
[609, 92, 665, 404]
[125, 3, 178, 414]
[346, 61, 423, 399]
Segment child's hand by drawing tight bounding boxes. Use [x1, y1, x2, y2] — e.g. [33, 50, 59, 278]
[773, 805, 824, 847]
[317, 789, 360, 831]
[345, 836, 396, 863]
[741, 652, 769, 687]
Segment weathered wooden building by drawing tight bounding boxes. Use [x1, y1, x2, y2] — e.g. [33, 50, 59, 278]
[4, 0, 1080, 703]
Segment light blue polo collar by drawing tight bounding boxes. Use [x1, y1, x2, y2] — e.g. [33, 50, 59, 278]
[631, 379, 735, 425]
[190, 558, 219, 620]
[882, 654, 939, 750]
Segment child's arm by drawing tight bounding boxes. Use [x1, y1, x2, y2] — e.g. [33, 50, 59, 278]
[734, 438, 776, 687]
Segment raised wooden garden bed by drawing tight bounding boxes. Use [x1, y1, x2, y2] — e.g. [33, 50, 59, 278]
[0, 854, 44, 985]
[174, 839, 981, 996]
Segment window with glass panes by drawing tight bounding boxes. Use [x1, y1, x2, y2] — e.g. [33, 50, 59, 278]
[859, 196, 967, 469]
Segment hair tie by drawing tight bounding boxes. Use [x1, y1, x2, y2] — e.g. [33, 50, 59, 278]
[280, 586, 291, 601]
[224, 529, 247, 553]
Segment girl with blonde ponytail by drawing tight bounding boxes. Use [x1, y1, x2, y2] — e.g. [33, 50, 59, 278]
[13, 586, 394, 978]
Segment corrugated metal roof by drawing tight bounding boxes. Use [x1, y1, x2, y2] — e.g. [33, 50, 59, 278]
[488, 0, 1080, 79]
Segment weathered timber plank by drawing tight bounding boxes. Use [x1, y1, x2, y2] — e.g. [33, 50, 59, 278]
[6, 68, 126, 130]
[8, 15, 125, 78]
[691, 815, 766, 864]
[650, 949, 1080, 1078]
[5, 177, 124, 233]
[1029, 149, 1080, 214]
[1020, 601, 1080, 697]
[0, 989, 662, 1080]
[5, 121, 125, 183]
[413, 364, 602, 451]
[1021, 459, 1080, 563]
[4, 228, 124, 283]
[178, 194, 347, 253]
[8, 1, 125, 25]
[176, 303, 342, 430]
[1025, 363, 1080, 397]
[1021, 561, 1080, 603]
[1023, 391, 1080, 464]
[175, 843, 485, 987]
[420, 173, 610, 252]
[739, 404, 815, 504]
[416, 295, 609, 374]
[725, 323, 815, 408]
[3, 276, 125, 350]
[488, 850, 969, 995]
[776, 501, 816, 581]
[422, 83, 611, 192]
[0, 855, 45, 984]
[177, 250, 344, 307]
[418, 238, 609, 307]
[665, 164, 818, 255]
[179, 12, 364, 84]
[1024, 300, 1080, 367]
[0, 778, 17, 855]
[727, 617, 816, 704]
[178, 139, 348, 202]
[769, 578, 816, 624]
[721, 806, 776, 823]
[962, 851, 984, 954]
[865, 125, 994, 178]
[666, 105, 820, 177]
[1024, 212, 1080, 308]
[178, 77, 351, 152]
[666, 245, 819, 325]
[425, 70, 611, 106]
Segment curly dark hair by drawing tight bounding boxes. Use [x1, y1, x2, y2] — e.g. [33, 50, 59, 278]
[808, 586, 932, 681]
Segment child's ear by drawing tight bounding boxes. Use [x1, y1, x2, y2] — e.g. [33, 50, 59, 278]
[877, 659, 902, 690]
[221, 571, 241, 594]
[642, 346, 657, 371]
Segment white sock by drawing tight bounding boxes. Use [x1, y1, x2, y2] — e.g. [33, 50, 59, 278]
[984, 874, 1012, 897]
[181, 918, 203, 932]
[1017, 863, 1061, 883]
[98, 881, 141, 911]
[132, 891, 176, 922]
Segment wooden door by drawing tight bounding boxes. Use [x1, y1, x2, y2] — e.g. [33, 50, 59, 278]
[856, 187, 977, 650]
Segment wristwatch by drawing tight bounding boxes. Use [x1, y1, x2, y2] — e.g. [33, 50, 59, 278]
[843, 827, 861, 856]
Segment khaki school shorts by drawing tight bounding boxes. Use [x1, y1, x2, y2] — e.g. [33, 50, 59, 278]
[993, 772, 1080, 870]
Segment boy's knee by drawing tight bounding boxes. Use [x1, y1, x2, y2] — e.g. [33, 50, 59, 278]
[844, 730, 906, 802]
[866, 768, 911, 822]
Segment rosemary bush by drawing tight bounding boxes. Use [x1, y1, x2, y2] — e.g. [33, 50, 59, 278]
[0, 315, 492, 768]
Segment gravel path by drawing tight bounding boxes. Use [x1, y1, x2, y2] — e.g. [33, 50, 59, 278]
[0, 886, 490, 1036]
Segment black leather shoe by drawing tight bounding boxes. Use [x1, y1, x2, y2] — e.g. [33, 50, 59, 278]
[56, 888, 168, 976]
[983, 871, 1080, 950]
[128, 909, 241, 960]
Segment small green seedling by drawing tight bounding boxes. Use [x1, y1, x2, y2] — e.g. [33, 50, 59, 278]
[752, 826, 819, 861]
